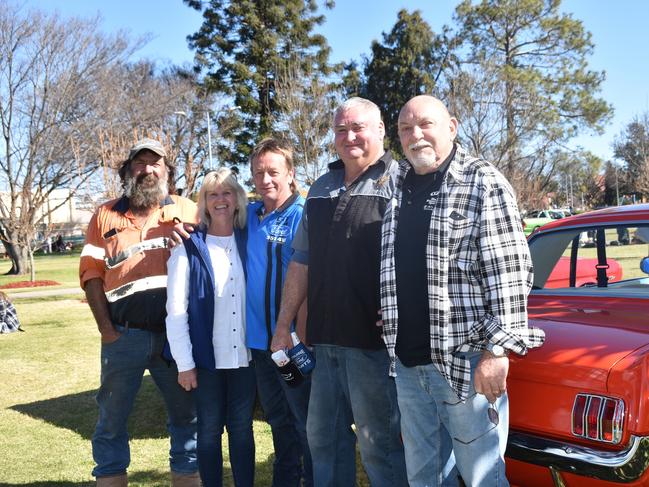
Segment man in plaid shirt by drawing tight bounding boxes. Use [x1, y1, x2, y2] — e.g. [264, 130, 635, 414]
[380, 95, 545, 486]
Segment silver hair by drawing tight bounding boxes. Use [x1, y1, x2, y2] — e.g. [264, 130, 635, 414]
[333, 97, 382, 125]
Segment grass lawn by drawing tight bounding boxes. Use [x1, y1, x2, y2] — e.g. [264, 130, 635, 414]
[0, 297, 278, 486]
[0, 252, 82, 291]
[0, 257, 370, 486]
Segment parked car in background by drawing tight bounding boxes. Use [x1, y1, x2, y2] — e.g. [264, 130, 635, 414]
[507, 204, 649, 486]
[544, 255, 622, 288]
[523, 209, 565, 236]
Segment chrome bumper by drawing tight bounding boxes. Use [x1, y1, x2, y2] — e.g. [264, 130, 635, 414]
[507, 431, 649, 483]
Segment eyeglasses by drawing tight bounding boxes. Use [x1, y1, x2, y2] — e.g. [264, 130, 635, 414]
[488, 402, 499, 426]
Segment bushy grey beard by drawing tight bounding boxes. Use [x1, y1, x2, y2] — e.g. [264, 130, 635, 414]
[124, 172, 168, 210]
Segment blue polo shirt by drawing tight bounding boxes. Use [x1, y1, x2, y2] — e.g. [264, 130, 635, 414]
[246, 193, 305, 350]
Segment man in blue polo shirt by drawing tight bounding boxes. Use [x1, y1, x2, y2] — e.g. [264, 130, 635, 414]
[246, 138, 311, 487]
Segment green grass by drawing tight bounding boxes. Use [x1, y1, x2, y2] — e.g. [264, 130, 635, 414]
[0, 266, 370, 486]
[0, 252, 82, 290]
[0, 297, 277, 486]
[563, 238, 649, 280]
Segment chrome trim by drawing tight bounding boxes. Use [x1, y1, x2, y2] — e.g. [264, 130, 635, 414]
[549, 466, 567, 487]
[507, 431, 649, 483]
[571, 394, 625, 444]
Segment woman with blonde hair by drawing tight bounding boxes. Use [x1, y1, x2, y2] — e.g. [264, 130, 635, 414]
[166, 168, 254, 487]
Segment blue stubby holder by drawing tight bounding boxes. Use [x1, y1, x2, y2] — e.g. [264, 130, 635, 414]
[287, 332, 315, 376]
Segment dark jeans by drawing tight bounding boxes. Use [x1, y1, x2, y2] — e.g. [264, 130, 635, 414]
[92, 326, 197, 478]
[195, 366, 256, 487]
[252, 349, 313, 487]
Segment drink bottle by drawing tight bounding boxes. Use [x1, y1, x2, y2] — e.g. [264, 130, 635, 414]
[271, 349, 303, 387]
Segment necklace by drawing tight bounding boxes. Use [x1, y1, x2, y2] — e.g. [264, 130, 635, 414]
[209, 234, 234, 255]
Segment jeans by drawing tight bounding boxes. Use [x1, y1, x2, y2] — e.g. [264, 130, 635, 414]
[307, 345, 408, 487]
[395, 353, 509, 487]
[92, 326, 197, 478]
[252, 349, 313, 487]
[195, 365, 256, 487]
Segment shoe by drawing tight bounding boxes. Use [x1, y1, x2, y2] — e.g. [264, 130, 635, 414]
[171, 471, 201, 487]
[96, 473, 127, 487]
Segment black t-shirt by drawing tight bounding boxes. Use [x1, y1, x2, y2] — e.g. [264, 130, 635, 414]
[395, 149, 454, 366]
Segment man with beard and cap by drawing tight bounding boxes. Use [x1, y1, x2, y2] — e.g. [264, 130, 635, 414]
[79, 138, 199, 487]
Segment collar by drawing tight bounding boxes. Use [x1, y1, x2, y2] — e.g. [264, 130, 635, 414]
[327, 150, 391, 173]
[112, 194, 175, 215]
[433, 144, 455, 180]
[255, 192, 300, 218]
[446, 143, 467, 185]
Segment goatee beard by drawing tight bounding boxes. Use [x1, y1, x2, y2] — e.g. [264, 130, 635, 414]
[125, 173, 168, 210]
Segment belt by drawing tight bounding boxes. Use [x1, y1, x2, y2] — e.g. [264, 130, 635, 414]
[115, 321, 164, 332]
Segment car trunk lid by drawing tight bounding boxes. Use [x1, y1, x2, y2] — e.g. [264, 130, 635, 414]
[508, 294, 649, 442]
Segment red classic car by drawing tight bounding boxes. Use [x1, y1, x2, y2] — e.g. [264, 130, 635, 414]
[507, 204, 649, 486]
[545, 256, 623, 288]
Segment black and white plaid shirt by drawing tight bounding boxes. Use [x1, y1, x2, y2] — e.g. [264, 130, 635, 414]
[0, 298, 20, 333]
[380, 145, 545, 401]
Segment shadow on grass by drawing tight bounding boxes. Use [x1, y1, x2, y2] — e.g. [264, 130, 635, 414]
[11, 374, 266, 441]
[11, 376, 180, 440]
[9, 375, 276, 485]
[0, 482, 94, 486]
[0, 464, 276, 486]
[0, 469, 170, 486]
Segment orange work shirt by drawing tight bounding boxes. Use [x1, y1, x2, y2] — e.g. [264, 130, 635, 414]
[79, 194, 198, 332]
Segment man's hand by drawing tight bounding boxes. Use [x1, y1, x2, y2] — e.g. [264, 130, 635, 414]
[474, 352, 509, 404]
[178, 369, 198, 391]
[271, 325, 292, 353]
[169, 221, 194, 248]
[100, 325, 122, 345]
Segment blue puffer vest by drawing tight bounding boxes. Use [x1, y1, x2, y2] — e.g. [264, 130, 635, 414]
[163, 227, 248, 370]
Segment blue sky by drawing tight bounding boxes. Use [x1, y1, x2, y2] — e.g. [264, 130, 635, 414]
[25, 0, 649, 163]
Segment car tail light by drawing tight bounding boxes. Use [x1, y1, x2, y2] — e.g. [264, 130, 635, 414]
[572, 395, 587, 436]
[572, 394, 624, 444]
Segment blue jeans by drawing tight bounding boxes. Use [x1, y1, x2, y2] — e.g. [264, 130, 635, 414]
[252, 349, 313, 487]
[195, 366, 256, 487]
[92, 326, 197, 478]
[395, 353, 509, 487]
[307, 345, 408, 487]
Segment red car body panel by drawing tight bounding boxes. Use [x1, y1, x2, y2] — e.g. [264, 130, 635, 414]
[545, 256, 623, 288]
[506, 204, 649, 486]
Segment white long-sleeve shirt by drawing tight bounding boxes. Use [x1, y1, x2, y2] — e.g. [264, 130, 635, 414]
[166, 234, 250, 371]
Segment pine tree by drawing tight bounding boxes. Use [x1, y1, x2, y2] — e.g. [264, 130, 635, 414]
[452, 0, 612, 190]
[185, 0, 334, 164]
[613, 113, 649, 201]
[351, 9, 452, 155]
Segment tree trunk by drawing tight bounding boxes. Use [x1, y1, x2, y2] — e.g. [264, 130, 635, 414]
[3, 241, 30, 276]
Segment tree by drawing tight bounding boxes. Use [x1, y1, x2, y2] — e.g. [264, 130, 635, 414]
[273, 63, 339, 185]
[552, 150, 603, 210]
[352, 9, 453, 155]
[613, 113, 649, 202]
[0, 3, 148, 276]
[185, 0, 335, 164]
[451, 0, 613, 197]
[601, 161, 619, 207]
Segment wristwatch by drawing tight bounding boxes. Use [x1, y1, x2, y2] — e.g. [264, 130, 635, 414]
[485, 343, 508, 357]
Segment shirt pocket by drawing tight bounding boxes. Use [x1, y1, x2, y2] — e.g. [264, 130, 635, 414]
[449, 218, 480, 286]
[102, 230, 129, 269]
